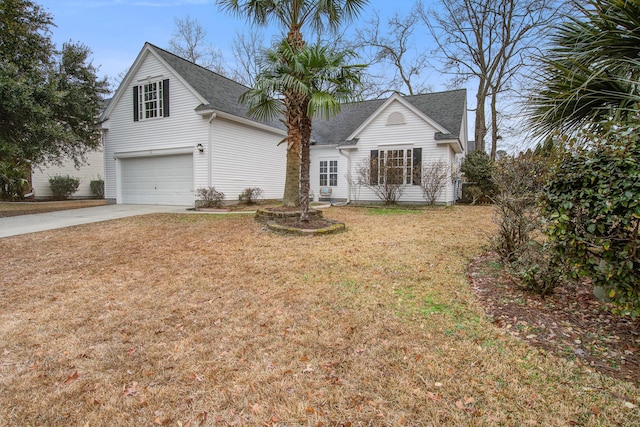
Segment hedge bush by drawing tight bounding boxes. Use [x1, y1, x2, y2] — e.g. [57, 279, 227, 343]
[541, 124, 640, 315]
[49, 175, 80, 200]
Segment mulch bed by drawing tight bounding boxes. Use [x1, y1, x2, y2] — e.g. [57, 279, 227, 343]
[469, 252, 640, 384]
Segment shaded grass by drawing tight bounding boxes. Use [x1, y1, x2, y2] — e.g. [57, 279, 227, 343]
[0, 206, 638, 426]
[0, 199, 106, 217]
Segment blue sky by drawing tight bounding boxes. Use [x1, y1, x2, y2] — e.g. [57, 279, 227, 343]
[43, 0, 426, 86]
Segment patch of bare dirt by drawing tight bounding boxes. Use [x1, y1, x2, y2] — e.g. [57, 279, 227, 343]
[469, 252, 640, 385]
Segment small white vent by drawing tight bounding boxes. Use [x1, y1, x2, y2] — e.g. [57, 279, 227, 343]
[387, 112, 406, 125]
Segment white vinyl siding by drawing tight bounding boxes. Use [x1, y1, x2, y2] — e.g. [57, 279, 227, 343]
[103, 52, 207, 203]
[209, 117, 285, 200]
[342, 100, 456, 204]
[31, 148, 104, 199]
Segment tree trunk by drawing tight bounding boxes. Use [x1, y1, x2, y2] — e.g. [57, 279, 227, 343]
[475, 81, 487, 153]
[490, 87, 498, 161]
[280, 28, 305, 208]
[299, 104, 312, 221]
[282, 134, 301, 207]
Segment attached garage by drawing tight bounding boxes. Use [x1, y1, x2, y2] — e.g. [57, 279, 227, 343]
[119, 154, 194, 205]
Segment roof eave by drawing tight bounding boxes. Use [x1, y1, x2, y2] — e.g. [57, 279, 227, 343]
[196, 107, 286, 136]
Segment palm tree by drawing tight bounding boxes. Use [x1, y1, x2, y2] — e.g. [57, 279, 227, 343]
[241, 40, 363, 220]
[216, 0, 368, 207]
[528, 0, 640, 139]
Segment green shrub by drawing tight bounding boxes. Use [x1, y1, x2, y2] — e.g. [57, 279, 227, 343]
[541, 123, 640, 316]
[49, 174, 80, 200]
[196, 186, 225, 208]
[0, 160, 30, 201]
[460, 151, 496, 199]
[238, 187, 264, 205]
[510, 241, 561, 296]
[90, 178, 104, 198]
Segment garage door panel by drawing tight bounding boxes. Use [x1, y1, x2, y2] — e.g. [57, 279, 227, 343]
[120, 154, 194, 205]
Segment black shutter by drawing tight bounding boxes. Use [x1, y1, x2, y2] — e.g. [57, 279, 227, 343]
[412, 147, 422, 185]
[370, 150, 379, 185]
[133, 86, 139, 122]
[162, 79, 170, 117]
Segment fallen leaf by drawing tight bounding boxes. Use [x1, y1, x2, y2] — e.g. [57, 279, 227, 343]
[64, 371, 80, 384]
[123, 382, 138, 397]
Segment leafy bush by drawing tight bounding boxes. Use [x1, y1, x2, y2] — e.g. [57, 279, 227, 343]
[510, 241, 561, 296]
[90, 178, 104, 199]
[0, 160, 30, 201]
[49, 174, 80, 200]
[238, 187, 264, 205]
[541, 123, 640, 315]
[196, 186, 225, 208]
[460, 150, 496, 199]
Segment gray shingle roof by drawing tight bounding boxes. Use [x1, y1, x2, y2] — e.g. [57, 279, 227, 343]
[149, 43, 465, 145]
[148, 43, 284, 130]
[312, 89, 467, 146]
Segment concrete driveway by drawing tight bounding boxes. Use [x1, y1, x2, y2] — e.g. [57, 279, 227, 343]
[0, 204, 190, 238]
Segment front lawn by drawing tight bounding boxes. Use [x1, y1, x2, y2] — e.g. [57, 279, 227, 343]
[0, 199, 106, 218]
[0, 206, 637, 426]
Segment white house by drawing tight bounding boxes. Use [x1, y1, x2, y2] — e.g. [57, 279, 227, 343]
[30, 148, 104, 199]
[101, 43, 467, 206]
[310, 91, 467, 204]
[100, 43, 287, 206]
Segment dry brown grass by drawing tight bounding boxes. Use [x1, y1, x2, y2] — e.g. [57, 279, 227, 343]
[0, 200, 106, 218]
[0, 206, 638, 426]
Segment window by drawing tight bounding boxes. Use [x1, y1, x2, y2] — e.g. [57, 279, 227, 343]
[370, 148, 422, 185]
[319, 160, 338, 187]
[133, 79, 170, 121]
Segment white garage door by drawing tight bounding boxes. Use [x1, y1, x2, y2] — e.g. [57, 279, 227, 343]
[120, 154, 194, 205]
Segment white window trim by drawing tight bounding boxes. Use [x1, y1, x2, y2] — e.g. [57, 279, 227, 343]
[319, 159, 339, 187]
[137, 80, 164, 120]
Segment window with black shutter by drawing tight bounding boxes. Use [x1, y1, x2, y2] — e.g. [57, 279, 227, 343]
[133, 79, 169, 121]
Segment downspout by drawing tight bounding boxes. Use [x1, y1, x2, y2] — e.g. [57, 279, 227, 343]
[333, 148, 351, 206]
[207, 113, 217, 187]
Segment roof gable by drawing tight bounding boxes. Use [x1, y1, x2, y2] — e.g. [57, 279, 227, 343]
[102, 43, 284, 131]
[311, 89, 467, 146]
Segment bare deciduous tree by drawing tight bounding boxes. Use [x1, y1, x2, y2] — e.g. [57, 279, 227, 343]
[168, 16, 227, 75]
[420, 159, 450, 205]
[357, 157, 406, 205]
[229, 31, 264, 87]
[354, 9, 432, 98]
[419, 0, 563, 159]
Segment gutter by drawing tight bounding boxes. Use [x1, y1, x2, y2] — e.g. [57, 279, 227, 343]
[207, 112, 217, 187]
[334, 147, 352, 206]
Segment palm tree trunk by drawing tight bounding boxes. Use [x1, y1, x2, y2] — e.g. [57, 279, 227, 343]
[280, 29, 306, 208]
[299, 106, 312, 221]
